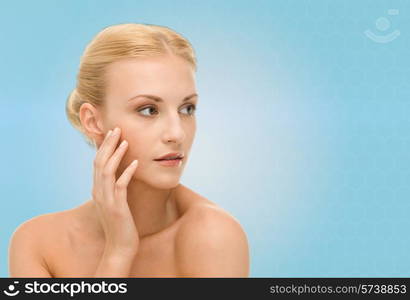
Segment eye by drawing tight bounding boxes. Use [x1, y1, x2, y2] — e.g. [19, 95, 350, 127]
[181, 104, 197, 116]
[137, 104, 197, 117]
[138, 106, 158, 116]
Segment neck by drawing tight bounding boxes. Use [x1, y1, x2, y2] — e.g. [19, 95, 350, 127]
[126, 180, 179, 239]
[88, 181, 180, 242]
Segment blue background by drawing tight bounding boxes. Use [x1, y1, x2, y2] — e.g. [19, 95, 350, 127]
[1, 0, 409, 277]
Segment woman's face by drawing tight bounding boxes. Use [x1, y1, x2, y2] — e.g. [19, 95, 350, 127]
[100, 54, 198, 188]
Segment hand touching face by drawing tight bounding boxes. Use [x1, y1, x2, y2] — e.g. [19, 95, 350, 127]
[99, 55, 198, 188]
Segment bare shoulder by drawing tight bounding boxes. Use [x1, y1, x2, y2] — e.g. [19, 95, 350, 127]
[8, 211, 67, 277]
[175, 200, 250, 277]
[10, 211, 66, 247]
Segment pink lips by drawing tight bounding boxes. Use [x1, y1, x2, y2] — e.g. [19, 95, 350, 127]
[154, 152, 183, 161]
[155, 157, 183, 167]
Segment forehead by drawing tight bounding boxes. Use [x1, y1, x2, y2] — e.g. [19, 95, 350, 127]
[104, 55, 196, 102]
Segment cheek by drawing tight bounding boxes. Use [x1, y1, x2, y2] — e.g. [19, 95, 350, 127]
[186, 125, 196, 143]
[123, 134, 153, 160]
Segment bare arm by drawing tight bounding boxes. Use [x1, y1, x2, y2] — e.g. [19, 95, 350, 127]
[93, 248, 137, 277]
[8, 220, 52, 277]
[9, 217, 137, 278]
[90, 127, 140, 277]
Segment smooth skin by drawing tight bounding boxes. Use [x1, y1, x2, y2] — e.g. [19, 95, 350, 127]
[8, 54, 250, 277]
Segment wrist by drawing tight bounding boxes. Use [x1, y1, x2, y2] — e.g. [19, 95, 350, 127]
[104, 245, 138, 260]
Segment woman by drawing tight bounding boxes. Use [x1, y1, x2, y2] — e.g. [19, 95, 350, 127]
[9, 23, 250, 277]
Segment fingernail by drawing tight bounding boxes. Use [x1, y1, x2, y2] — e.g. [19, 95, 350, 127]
[120, 140, 128, 148]
[113, 127, 120, 136]
[106, 130, 112, 138]
[131, 160, 138, 166]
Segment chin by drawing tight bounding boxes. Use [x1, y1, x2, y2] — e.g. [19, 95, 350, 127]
[132, 172, 181, 190]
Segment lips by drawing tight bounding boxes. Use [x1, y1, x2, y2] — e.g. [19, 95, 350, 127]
[154, 152, 184, 161]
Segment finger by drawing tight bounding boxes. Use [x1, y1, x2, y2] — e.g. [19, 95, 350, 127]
[115, 160, 138, 201]
[96, 129, 113, 155]
[104, 139, 128, 177]
[95, 127, 121, 178]
[102, 139, 129, 201]
[94, 130, 112, 168]
[93, 129, 113, 194]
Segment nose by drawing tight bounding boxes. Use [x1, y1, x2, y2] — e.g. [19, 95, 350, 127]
[162, 113, 186, 144]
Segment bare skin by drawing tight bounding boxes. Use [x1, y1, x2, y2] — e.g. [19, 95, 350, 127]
[8, 54, 250, 277]
[37, 184, 222, 277]
[9, 183, 248, 277]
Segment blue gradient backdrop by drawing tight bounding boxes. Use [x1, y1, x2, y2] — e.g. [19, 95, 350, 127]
[1, 0, 409, 277]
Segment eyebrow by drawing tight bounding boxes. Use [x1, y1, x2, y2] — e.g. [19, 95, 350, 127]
[128, 93, 198, 103]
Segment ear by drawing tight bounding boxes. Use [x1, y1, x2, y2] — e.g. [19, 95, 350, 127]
[79, 103, 105, 147]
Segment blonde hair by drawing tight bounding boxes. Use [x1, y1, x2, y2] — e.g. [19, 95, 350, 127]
[65, 23, 197, 148]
